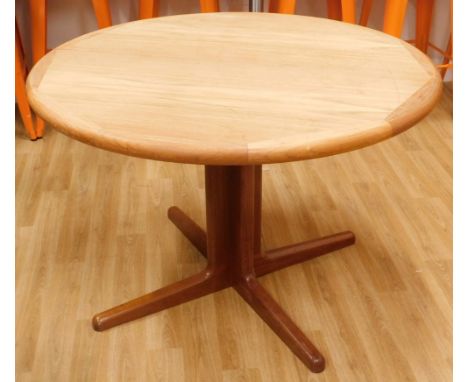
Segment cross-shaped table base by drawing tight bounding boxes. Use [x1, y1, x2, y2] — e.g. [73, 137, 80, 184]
[92, 165, 355, 373]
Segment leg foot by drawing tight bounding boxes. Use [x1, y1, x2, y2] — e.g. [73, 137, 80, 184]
[235, 276, 325, 373]
[93, 267, 228, 331]
[168, 206, 207, 256]
[255, 231, 355, 276]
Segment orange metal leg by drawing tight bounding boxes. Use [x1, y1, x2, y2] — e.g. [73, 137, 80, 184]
[200, 0, 219, 12]
[415, 0, 434, 53]
[139, 0, 158, 19]
[29, 0, 47, 64]
[382, 0, 408, 37]
[327, 0, 342, 20]
[439, 0, 452, 79]
[269, 0, 296, 14]
[34, 112, 46, 138]
[92, 0, 112, 28]
[359, 0, 373, 26]
[269, 0, 279, 12]
[341, 0, 356, 23]
[15, 24, 37, 141]
[29, 0, 47, 137]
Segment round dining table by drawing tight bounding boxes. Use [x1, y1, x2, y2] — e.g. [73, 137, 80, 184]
[27, 12, 442, 373]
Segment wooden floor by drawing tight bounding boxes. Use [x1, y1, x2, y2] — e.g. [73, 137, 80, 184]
[16, 85, 452, 382]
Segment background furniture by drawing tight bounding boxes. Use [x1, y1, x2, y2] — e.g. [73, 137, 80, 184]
[91, 0, 112, 28]
[28, 0, 46, 137]
[15, 21, 37, 140]
[342, 0, 452, 77]
[92, 0, 159, 26]
[92, 0, 222, 27]
[271, 0, 452, 77]
[27, 0, 118, 137]
[22, 0, 223, 139]
[270, 0, 408, 30]
[414, 0, 452, 78]
[25, 0, 160, 138]
[26, 12, 442, 373]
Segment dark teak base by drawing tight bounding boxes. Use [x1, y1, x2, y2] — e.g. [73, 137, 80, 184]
[92, 165, 355, 373]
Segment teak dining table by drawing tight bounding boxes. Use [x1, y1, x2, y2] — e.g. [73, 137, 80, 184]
[27, 13, 442, 373]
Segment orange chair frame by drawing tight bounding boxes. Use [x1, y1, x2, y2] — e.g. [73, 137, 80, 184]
[15, 21, 37, 140]
[272, 0, 451, 78]
[414, 0, 452, 78]
[270, 0, 408, 37]
[28, 0, 47, 137]
[26, 0, 146, 138]
[92, 0, 160, 27]
[92, 0, 220, 26]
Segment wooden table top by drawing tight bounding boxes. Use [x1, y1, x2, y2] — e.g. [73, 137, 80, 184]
[27, 12, 442, 165]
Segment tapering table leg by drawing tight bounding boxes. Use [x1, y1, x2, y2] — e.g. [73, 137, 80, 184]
[92, 267, 229, 331]
[168, 206, 207, 255]
[254, 231, 355, 276]
[235, 277, 325, 373]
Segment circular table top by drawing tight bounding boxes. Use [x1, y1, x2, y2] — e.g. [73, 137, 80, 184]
[27, 12, 442, 165]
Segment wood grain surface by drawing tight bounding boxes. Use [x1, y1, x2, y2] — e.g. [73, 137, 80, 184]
[26, 12, 442, 165]
[16, 85, 452, 381]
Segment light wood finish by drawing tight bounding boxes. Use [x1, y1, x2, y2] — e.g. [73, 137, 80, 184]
[16, 85, 452, 380]
[27, 13, 442, 166]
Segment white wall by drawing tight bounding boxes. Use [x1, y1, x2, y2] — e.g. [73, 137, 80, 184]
[15, 0, 452, 79]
